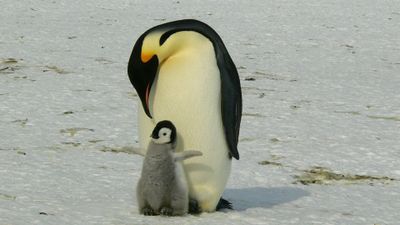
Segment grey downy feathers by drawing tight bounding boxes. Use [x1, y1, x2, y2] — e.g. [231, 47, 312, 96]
[136, 120, 202, 216]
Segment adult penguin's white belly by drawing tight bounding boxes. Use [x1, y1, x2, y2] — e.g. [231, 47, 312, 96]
[138, 35, 231, 211]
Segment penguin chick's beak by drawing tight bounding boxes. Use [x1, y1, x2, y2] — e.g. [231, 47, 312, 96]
[127, 45, 159, 118]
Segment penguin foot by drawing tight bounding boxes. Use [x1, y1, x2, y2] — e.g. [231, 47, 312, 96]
[142, 207, 156, 216]
[188, 198, 201, 214]
[160, 207, 173, 216]
[216, 198, 233, 211]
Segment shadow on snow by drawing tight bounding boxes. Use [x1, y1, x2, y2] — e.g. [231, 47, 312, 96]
[224, 186, 309, 211]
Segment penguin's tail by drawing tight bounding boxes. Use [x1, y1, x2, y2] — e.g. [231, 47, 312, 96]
[216, 198, 233, 211]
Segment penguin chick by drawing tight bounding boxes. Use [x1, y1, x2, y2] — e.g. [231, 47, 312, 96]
[137, 120, 202, 216]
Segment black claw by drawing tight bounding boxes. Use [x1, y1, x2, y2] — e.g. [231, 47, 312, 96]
[142, 207, 156, 216]
[160, 207, 173, 216]
[188, 198, 201, 214]
[216, 198, 233, 211]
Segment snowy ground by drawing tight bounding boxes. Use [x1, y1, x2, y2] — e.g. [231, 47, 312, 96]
[1, 1, 400, 224]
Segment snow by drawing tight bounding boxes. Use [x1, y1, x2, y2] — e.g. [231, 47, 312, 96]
[1, 0, 400, 224]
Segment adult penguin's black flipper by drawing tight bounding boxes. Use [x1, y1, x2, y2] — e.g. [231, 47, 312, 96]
[216, 42, 242, 160]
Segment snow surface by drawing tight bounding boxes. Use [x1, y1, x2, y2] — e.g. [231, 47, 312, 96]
[1, 0, 400, 224]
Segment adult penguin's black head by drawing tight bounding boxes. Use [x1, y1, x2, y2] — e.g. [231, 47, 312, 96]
[127, 31, 159, 118]
[151, 120, 177, 144]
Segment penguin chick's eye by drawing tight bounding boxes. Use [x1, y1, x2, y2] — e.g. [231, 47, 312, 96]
[158, 128, 171, 139]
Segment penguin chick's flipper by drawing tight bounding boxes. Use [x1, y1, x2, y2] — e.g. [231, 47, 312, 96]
[216, 198, 233, 211]
[124, 147, 146, 156]
[188, 198, 201, 215]
[173, 150, 203, 162]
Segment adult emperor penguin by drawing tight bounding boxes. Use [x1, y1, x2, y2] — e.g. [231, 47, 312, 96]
[127, 19, 242, 212]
